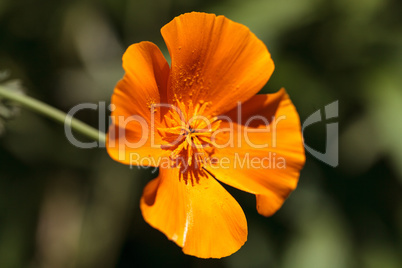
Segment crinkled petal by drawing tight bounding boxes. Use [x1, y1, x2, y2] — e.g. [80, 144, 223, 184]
[207, 89, 305, 216]
[107, 41, 170, 166]
[140, 167, 248, 258]
[161, 12, 274, 116]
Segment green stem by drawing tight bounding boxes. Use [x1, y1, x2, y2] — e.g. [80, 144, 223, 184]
[0, 85, 105, 144]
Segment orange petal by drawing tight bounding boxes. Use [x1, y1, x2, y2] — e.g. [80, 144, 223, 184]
[161, 12, 274, 116]
[208, 89, 305, 216]
[107, 41, 170, 166]
[140, 167, 247, 258]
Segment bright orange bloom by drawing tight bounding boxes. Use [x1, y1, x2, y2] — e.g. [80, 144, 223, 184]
[107, 12, 305, 258]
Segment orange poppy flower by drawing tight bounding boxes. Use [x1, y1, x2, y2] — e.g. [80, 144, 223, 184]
[107, 12, 305, 258]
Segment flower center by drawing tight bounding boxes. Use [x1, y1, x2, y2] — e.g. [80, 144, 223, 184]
[157, 99, 221, 183]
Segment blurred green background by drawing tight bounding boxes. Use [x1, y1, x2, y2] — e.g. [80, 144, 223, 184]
[1, 0, 402, 267]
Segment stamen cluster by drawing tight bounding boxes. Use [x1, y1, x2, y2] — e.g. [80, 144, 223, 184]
[157, 98, 221, 183]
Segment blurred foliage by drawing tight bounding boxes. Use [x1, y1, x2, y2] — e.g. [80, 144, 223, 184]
[1, 0, 402, 267]
[0, 73, 23, 135]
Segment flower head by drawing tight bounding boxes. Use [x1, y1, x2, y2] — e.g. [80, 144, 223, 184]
[107, 12, 305, 258]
